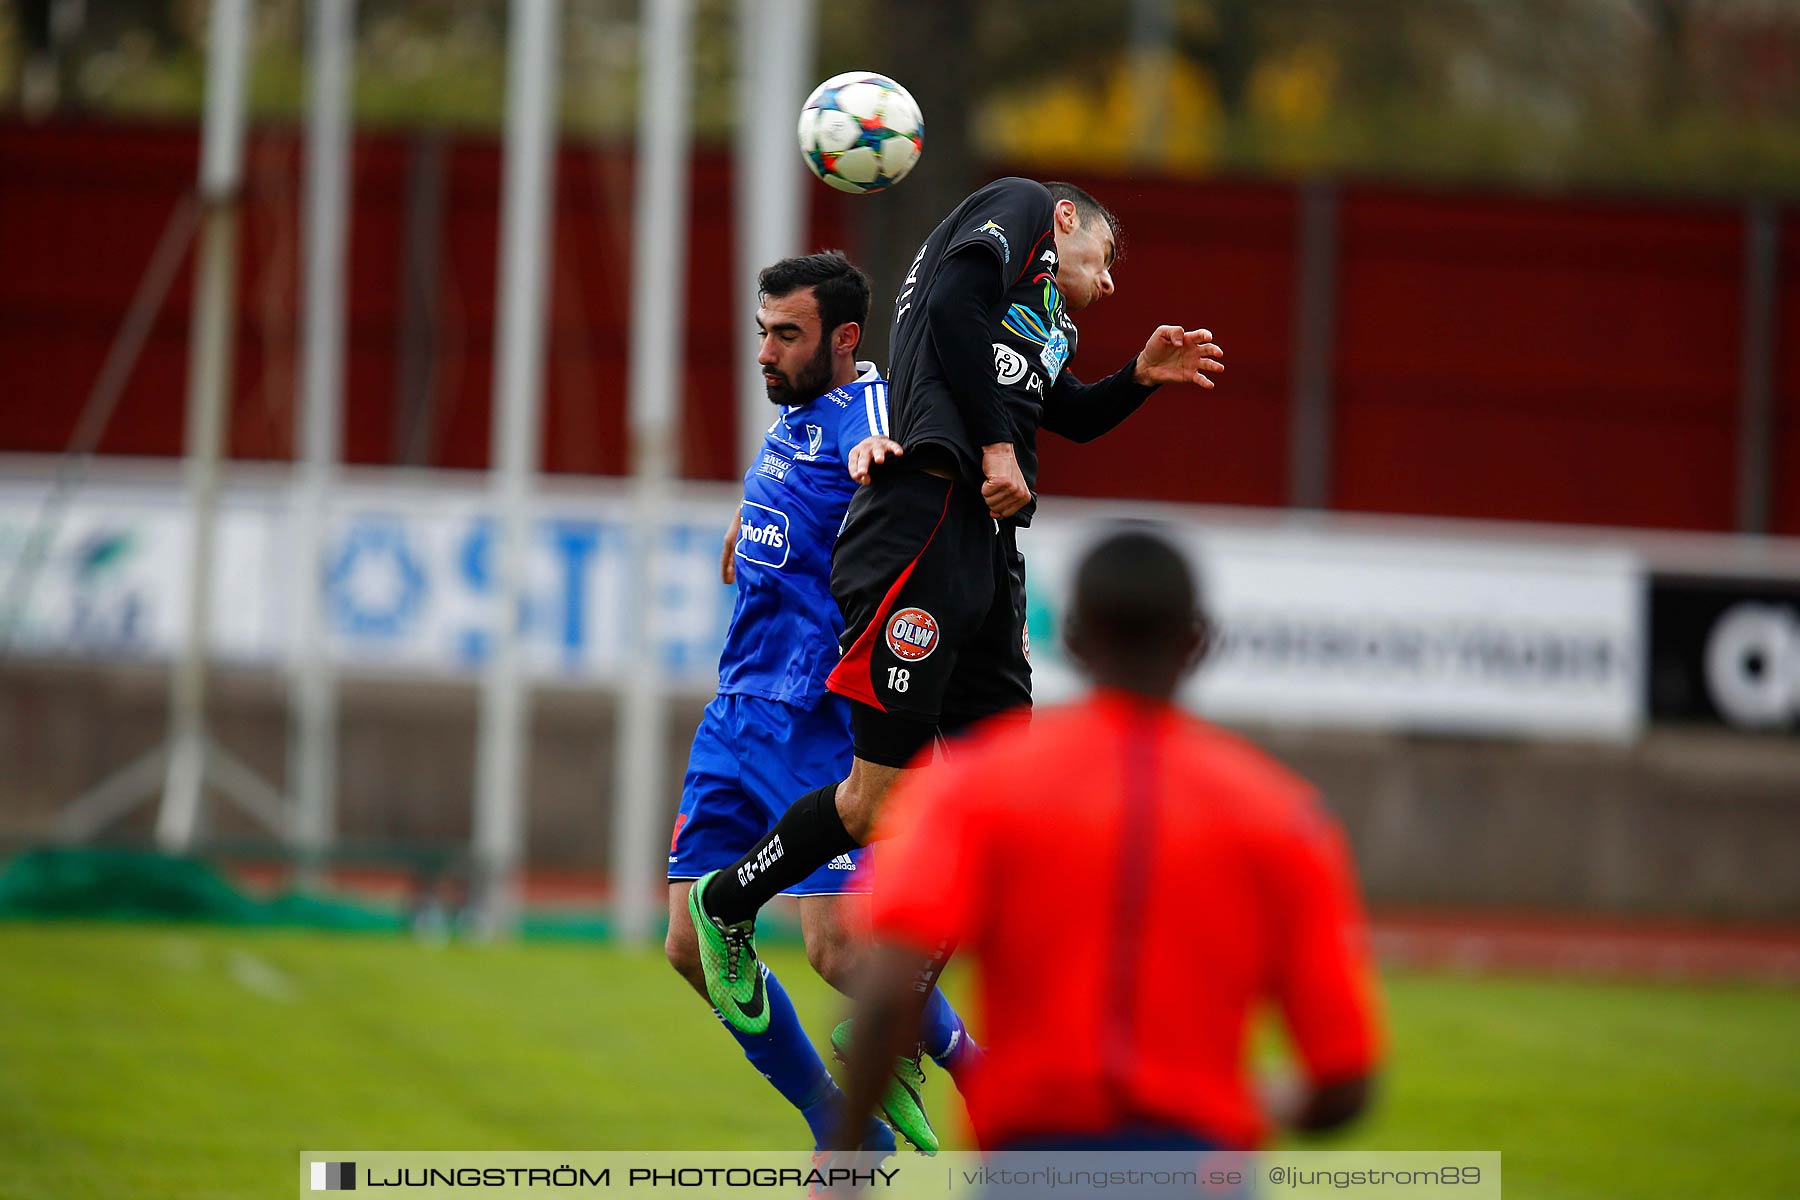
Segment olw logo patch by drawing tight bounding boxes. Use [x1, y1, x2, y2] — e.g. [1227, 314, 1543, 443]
[885, 607, 939, 662]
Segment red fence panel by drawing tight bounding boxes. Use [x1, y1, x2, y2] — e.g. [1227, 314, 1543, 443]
[1330, 188, 1744, 531]
[1, 122, 195, 457]
[1033, 175, 1296, 509]
[1, 121, 1791, 534]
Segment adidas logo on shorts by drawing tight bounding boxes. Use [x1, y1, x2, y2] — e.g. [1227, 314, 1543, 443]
[826, 854, 856, 871]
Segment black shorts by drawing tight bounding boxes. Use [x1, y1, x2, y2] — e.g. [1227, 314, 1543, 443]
[825, 467, 1031, 766]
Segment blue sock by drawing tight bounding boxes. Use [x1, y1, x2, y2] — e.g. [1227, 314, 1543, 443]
[918, 987, 981, 1087]
[918, 987, 964, 1060]
[716, 964, 892, 1151]
[798, 1086, 897, 1155]
[718, 965, 843, 1147]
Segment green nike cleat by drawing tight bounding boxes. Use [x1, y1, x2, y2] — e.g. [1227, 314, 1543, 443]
[832, 1019, 940, 1155]
[687, 871, 769, 1034]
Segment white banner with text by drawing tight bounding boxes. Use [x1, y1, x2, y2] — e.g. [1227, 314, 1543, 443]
[0, 469, 1642, 740]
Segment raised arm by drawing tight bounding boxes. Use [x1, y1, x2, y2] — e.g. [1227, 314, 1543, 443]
[1044, 326, 1224, 443]
[923, 248, 1032, 517]
[1039, 358, 1158, 443]
[922, 246, 1013, 450]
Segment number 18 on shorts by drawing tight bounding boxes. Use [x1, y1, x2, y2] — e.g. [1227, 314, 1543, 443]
[884, 607, 938, 694]
[826, 472, 1028, 734]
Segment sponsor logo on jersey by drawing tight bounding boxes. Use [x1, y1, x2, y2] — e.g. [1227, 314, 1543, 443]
[766, 412, 805, 452]
[736, 501, 791, 569]
[756, 452, 792, 482]
[1040, 326, 1071, 382]
[1002, 300, 1056, 348]
[1040, 248, 1058, 269]
[992, 343, 1028, 386]
[976, 219, 1010, 263]
[897, 242, 928, 323]
[1026, 371, 1044, 397]
[806, 424, 824, 456]
[885, 607, 940, 662]
[741, 522, 786, 548]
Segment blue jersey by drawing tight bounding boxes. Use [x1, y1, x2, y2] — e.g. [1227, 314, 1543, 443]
[716, 361, 890, 705]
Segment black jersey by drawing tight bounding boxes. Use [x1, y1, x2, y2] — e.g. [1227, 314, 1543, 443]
[885, 177, 1154, 525]
[887, 178, 1063, 484]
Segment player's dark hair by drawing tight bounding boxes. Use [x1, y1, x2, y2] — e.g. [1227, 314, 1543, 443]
[758, 250, 871, 350]
[1067, 525, 1211, 699]
[1043, 180, 1121, 251]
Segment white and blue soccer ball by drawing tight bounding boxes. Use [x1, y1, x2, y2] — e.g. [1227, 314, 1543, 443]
[797, 72, 923, 194]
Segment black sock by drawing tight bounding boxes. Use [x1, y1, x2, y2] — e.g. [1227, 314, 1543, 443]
[704, 783, 858, 926]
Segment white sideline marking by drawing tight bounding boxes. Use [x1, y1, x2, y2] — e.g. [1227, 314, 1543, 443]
[228, 950, 299, 1003]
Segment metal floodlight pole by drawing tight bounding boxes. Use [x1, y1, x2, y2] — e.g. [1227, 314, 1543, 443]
[734, 0, 816, 467]
[613, 0, 694, 948]
[155, 0, 256, 852]
[289, 0, 355, 879]
[1127, 0, 1173, 161]
[56, 0, 282, 848]
[1287, 179, 1339, 512]
[471, 0, 561, 938]
[1735, 199, 1778, 536]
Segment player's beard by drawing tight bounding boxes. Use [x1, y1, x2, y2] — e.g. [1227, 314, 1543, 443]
[763, 339, 834, 406]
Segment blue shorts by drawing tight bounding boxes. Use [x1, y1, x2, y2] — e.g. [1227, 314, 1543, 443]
[669, 692, 872, 896]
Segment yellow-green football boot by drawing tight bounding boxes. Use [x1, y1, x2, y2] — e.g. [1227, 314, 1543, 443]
[686, 871, 768, 1034]
[831, 1019, 939, 1155]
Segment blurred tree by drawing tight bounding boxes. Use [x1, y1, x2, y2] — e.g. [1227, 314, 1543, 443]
[17, 0, 77, 115]
[1193, 0, 1255, 119]
[6, 0, 1798, 197]
[836, 0, 982, 366]
[1642, 0, 1695, 121]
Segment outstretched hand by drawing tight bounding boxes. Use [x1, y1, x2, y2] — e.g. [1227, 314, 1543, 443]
[848, 436, 904, 485]
[1133, 326, 1225, 389]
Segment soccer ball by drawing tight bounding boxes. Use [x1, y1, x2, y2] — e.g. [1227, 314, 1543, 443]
[797, 72, 923, 194]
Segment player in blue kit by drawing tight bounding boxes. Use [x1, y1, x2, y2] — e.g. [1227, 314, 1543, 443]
[690, 182, 1224, 1049]
[664, 252, 979, 1154]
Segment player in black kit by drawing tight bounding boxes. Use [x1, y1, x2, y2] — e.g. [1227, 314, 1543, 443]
[689, 178, 1225, 1035]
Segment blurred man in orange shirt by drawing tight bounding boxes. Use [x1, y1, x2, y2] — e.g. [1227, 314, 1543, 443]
[838, 526, 1382, 1152]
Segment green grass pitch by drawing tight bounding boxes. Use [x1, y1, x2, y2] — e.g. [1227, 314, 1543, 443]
[0, 923, 1794, 1199]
